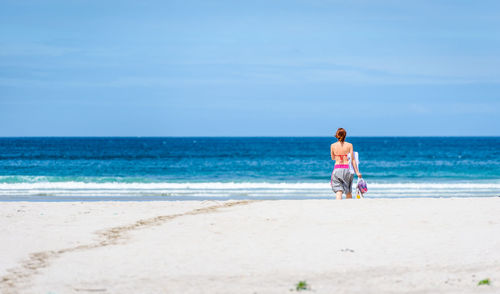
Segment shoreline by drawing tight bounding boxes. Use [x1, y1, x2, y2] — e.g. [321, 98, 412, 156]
[2, 198, 500, 293]
[1, 195, 499, 202]
[1, 180, 499, 200]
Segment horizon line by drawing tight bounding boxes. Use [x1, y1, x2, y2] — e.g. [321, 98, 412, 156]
[1, 135, 499, 138]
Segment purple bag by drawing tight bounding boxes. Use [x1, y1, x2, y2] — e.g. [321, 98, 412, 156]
[357, 179, 368, 194]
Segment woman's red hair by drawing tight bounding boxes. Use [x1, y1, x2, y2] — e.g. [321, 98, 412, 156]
[335, 128, 346, 142]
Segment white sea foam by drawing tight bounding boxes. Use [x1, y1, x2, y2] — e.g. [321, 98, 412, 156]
[0, 181, 499, 198]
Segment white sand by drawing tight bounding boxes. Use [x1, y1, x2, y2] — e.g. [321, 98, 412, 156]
[1, 198, 500, 293]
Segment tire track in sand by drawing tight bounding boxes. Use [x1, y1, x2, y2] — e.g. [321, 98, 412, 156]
[0, 200, 255, 294]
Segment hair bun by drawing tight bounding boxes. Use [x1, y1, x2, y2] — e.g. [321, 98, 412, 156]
[335, 128, 347, 142]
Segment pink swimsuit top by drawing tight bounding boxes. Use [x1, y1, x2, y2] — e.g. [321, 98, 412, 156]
[333, 153, 349, 169]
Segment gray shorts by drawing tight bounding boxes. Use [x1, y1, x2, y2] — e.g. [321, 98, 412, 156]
[330, 168, 354, 194]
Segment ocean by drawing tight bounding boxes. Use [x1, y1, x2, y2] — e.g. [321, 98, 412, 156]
[0, 137, 499, 200]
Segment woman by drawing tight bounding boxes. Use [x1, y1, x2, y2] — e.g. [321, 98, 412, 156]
[330, 128, 362, 200]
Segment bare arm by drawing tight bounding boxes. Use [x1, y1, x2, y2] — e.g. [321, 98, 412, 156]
[350, 144, 362, 178]
[330, 144, 335, 160]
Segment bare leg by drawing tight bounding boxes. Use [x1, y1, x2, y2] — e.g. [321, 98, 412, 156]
[346, 192, 353, 199]
[335, 191, 343, 200]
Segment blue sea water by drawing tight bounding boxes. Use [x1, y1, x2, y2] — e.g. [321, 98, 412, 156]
[0, 137, 499, 200]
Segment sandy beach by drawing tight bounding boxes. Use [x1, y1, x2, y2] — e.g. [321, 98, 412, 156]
[1, 198, 500, 294]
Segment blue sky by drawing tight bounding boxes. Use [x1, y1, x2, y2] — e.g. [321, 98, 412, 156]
[1, 0, 499, 136]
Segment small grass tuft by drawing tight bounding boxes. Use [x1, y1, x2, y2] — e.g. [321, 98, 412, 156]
[478, 278, 490, 286]
[295, 280, 309, 291]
